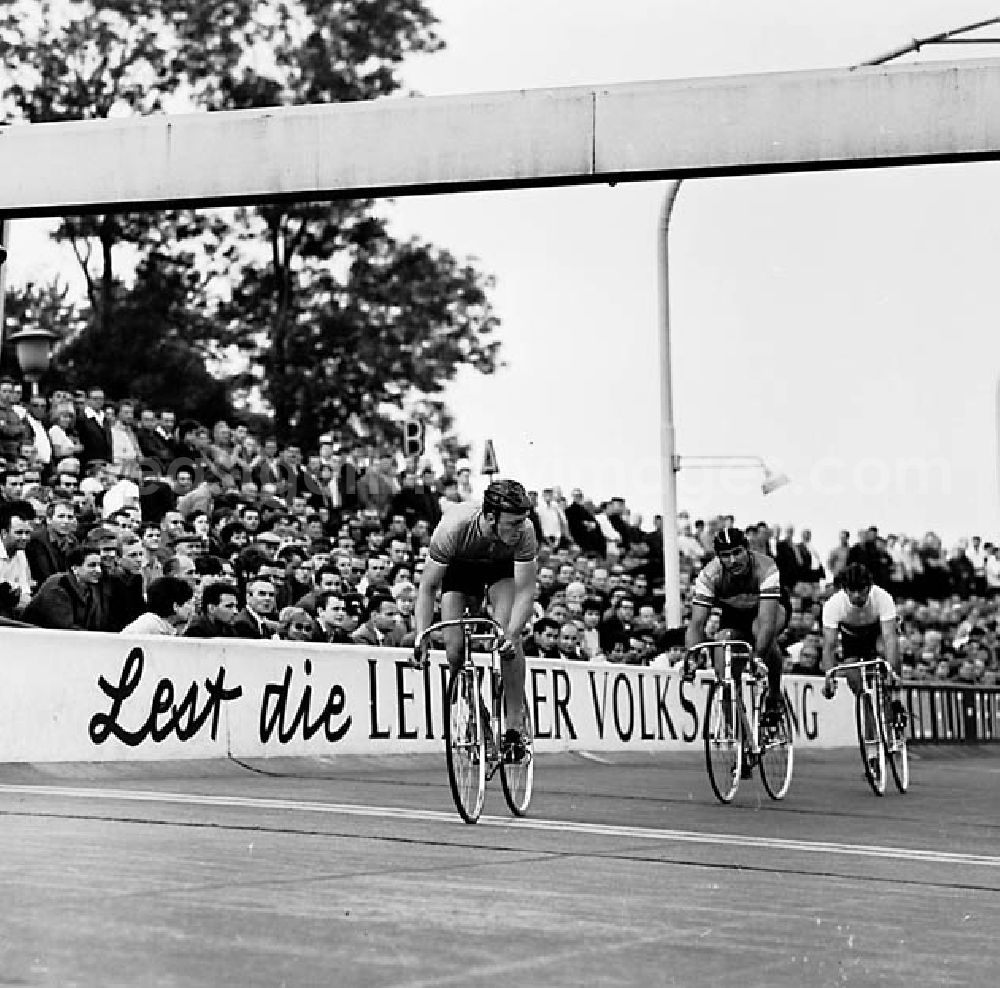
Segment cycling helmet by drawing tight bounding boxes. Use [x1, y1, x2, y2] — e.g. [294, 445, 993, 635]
[483, 478, 531, 516]
[713, 526, 748, 553]
[840, 562, 873, 592]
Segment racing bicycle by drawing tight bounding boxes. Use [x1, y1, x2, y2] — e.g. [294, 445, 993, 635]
[413, 616, 533, 824]
[684, 640, 794, 804]
[824, 658, 909, 796]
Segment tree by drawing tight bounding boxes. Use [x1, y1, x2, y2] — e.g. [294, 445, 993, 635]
[1, 1, 500, 452]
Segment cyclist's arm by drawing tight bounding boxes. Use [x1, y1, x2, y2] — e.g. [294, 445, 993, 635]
[880, 617, 900, 674]
[506, 559, 537, 644]
[754, 598, 780, 658]
[685, 602, 711, 649]
[821, 626, 838, 673]
[414, 558, 447, 643]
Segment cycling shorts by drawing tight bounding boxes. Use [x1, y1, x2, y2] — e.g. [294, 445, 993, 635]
[441, 558, 515, 599]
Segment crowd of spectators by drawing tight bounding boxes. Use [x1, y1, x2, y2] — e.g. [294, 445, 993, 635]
[0, 378, 998, 687]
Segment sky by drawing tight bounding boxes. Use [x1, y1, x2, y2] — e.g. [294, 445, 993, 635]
[6, 0, 1000, 559]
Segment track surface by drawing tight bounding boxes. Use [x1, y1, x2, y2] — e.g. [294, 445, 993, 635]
[2, 746, 999, 987]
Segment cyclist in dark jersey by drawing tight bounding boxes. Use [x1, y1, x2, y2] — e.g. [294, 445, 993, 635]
[413, 478, 538, 761]
[685, 526, 791, 729]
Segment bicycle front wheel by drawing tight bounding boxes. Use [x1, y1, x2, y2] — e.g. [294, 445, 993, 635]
[879, 689, 909, 794]
[856, 691, 886, 796]
[759, 691, 794, 800]
[499, 687, 534, 817]
[704, 681, 742, 804]
[445, 668, 487, 823]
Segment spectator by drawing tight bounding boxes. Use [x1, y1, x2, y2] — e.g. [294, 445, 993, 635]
[277, 605, 316, 642]
[183, 581, 240, 638]
[24, 545, 111, 631]
[524, 617, 560, 658]
[76, 387, 113, 469]
[121, 576, 194, 636]
[556, 621, 587, 661]
[0, 499, 36, 618]
[599, 594, 636, 656]
[135, 407, 175, 464]
[232, 577, 277, 639]
[47, 403, 84, 462]
[357, 451, 400, 520]
[26, 499, 77, 585]
[351, 592, 404, 646]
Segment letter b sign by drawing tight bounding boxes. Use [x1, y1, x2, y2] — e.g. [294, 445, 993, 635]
[403, 420, 425, 458]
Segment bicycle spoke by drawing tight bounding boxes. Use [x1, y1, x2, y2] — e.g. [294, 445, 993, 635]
[445, 669, 486, 823]
[704, 681, 742, 804]
[856, 690, 885, 796]
[759, 692, 794, 800]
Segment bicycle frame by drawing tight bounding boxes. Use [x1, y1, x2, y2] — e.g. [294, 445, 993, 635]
[824, 656, 908, 795]
[687, 641, 764, 752]
[415, 615, 534, 822]
[686, 640, 794, 803]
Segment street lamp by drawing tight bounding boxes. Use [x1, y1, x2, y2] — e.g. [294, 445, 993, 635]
[675, 455, 790, 497]
[6, 326, 57, 399]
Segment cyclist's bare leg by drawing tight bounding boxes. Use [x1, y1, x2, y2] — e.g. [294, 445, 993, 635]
[752, 608, 789, 708]
[488, 577, 526, 735]
[439, 590, 473, 673]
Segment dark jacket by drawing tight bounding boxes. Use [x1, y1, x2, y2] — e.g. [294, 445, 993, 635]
[231, 607, 266, 640]
[23, 572, 109, 631]
[183, 615, 235, 639]
[76, 411, 112, 468]
[25, 527, 77, 586]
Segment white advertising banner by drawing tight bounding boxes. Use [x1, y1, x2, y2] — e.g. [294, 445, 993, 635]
[0, 629, 858, 763]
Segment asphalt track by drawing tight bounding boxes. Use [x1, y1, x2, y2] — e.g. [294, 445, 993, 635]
[2, 745, 999, 987]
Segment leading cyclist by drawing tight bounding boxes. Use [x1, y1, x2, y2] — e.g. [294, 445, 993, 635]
[820, 562, 906, 728]
[413, 478, 538, 762]
[685, 525, 791, 732]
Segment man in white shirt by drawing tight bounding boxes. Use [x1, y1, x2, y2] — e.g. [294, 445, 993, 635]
[0, 500, 35, 618]
[536, 488, 564, 547]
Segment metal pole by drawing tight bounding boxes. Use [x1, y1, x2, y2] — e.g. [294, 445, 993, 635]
[658, 180, 683, 628]
[0, 217, 9, 355]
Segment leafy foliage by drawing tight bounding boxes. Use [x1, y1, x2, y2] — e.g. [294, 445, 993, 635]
[1, 1, 498, 453]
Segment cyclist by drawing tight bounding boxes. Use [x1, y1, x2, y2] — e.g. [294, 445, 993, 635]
[413, 478, 538, 762]
[820, 562, 906, 728]
[685, 525, 790, 732]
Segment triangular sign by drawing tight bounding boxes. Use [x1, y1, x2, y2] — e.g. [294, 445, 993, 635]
[481, 438, 499, 475]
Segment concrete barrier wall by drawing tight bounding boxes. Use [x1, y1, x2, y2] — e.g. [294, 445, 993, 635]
[0, 629, 857, 762]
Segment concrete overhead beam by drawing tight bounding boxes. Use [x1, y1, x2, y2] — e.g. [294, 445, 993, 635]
[2, 58, 1000, 216]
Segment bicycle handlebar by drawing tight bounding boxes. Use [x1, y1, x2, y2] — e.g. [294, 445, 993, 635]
[413, 616, 505, 656]
[822, 657, 894, 698]
[683, 640, 761, 682]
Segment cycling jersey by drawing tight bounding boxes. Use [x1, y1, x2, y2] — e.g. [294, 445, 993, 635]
[429, 501, 537, 597]
[822, 585, 897, 658]
[429, 501, 537, 565]
[692, 550, 785, 633]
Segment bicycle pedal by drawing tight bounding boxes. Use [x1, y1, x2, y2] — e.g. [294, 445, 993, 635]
[740, 762, 754, 780]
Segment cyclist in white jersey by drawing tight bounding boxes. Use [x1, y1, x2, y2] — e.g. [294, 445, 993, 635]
[821, 563, 906, 727]
[413, 479, 538, 761]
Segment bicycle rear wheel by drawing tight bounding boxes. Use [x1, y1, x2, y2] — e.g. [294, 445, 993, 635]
[704, 681, 742, 804]
[499, 687, 534, 817]
[445, 668, 486, 823]
[856, 690, 885, 796]
[759, 690, 794, 800]
[879, 688, 909, 793]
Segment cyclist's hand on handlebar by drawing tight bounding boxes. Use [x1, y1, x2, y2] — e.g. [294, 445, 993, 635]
[821, 677, 837, 700]
[497, 632, 516, 660]
[409, 642, 429, 670]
